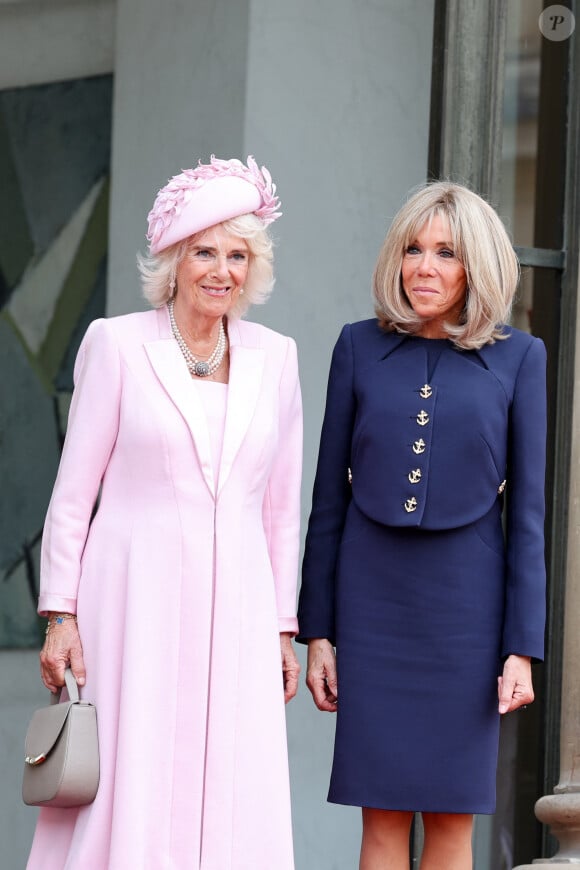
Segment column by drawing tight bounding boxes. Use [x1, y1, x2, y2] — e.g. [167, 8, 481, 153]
[107, 0, 251, 315]
[430, 0, 508, 202]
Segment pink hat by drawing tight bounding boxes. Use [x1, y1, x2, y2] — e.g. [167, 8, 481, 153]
[147, 155, 282, 254]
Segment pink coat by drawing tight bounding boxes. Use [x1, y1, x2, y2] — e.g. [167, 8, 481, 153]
[27, 307, 302, 870]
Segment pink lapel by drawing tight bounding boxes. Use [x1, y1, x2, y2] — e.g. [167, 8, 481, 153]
[144, 307, 215, 495]
[218, 319, 265, 495]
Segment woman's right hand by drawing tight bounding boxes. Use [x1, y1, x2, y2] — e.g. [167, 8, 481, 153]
[39, 614, 86, 693]
[306, 638, 338, 712]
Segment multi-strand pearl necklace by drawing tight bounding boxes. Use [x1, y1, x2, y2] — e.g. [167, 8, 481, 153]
[167, 299, 227, 377]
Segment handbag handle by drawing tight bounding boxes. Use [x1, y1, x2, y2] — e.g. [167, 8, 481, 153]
[50, 668, 80, 706]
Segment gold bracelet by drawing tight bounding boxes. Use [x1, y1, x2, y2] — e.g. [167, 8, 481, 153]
[45, 614, 77, 636]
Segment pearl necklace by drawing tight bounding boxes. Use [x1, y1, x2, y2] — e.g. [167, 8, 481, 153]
[167, 300, 227, 377]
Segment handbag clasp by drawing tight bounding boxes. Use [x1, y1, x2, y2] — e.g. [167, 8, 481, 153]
[25, 754, 47, 766]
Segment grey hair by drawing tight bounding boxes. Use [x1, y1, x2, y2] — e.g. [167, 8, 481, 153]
[137, 213, 274, 319]
[372, 181, 520, 349]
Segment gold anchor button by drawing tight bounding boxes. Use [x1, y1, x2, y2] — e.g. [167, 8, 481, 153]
[408, 468, 422, 484]
[416, 409, 430, 426]
[413, 438, 426, 455]
[498, 479, 506, 494]
[420, 384, 433, 399]
[404, 497, 418, 513]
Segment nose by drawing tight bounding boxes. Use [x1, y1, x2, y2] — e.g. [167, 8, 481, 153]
[210, 254, 230, 280]
[417, 251, 436, 275]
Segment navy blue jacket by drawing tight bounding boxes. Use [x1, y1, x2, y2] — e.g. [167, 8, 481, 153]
[298, 319, 547, 660]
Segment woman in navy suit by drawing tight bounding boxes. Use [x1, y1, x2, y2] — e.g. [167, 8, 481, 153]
[298, 182, 546, 869]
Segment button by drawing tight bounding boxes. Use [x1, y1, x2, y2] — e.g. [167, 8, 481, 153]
[348, 467, 353, 484]
[408, 468, 422, 484]
[420, 384, 433, 399]
[498, 479, 506, 494]
[404, 497, 418, 513]
[416, 410, 430, 426]
[413, 438, 426, 455]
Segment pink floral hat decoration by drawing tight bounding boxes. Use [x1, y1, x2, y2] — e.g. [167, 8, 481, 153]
[147, 155, 282, 254]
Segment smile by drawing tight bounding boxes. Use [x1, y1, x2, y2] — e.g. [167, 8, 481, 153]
[201, 286, 230, 296]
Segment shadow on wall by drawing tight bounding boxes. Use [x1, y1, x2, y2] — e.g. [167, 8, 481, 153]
[0, 75, 112, 647]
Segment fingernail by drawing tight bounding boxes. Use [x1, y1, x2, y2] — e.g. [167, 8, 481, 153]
[78, 677, 85, 686]
[499, 703, 507, 713]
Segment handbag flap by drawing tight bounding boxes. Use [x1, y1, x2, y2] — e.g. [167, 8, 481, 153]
[24, 701, 76, 761]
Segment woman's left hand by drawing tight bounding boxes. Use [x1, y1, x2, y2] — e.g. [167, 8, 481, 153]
[498, 654, 534, 714]
[280, 632, 301, 703]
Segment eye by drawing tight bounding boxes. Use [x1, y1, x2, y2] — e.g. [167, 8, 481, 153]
[230, 251, 248, 263]
[405, 245, 421, 255]
[193, 248, 212, 258]
[438, 249, 455, 258]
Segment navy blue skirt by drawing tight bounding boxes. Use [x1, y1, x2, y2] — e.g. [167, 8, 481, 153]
[329, 500, 505, 814]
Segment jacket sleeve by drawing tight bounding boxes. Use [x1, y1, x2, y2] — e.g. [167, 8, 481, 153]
[297, 324, 356, 644]
[502, 336, 547, 660]
[262, 337, 303, 634]
[38, 319, 122, 615]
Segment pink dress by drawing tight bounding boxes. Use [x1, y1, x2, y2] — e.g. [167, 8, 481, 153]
[196, 380, 228, 485]
[27, 309, 302, 870]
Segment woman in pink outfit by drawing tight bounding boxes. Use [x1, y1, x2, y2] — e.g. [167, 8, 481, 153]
[28, 156, 302, 870]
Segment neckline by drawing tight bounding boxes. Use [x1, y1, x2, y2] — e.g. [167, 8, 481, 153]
[404, 334, 452, 344]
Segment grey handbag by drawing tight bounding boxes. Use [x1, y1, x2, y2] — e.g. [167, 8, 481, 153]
[22, 668, 99, 808]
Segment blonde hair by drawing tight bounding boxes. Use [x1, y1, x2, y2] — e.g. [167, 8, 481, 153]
[138, 213, 274, 319]
[373, 182, 519, 349]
